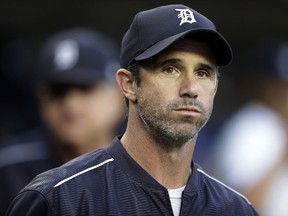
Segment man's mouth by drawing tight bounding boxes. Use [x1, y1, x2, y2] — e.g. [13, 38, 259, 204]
[174, 107, 201, 114]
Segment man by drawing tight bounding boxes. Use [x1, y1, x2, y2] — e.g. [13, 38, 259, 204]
[0, 28, 125, 215]
[7, 5, 258, 215]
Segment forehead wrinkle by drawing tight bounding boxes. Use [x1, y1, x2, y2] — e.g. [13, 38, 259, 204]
[154, 58, 181, 68]
[164, 39, 216, 65]
[156, 51, 216, 71]
[141, 40, 217, 72]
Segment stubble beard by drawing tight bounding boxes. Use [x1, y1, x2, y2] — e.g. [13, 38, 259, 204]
[137, 96, 213, 152]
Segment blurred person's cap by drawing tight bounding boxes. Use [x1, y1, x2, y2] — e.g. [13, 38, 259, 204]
[36, 28, 119, 85]
[244, 39, 288, 82]
[120, 4, 232, 68]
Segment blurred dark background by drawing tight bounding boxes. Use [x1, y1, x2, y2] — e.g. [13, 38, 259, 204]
[0, 0, 288, 140]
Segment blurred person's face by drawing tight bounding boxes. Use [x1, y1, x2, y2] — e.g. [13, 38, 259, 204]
[38, 83, 124, 148]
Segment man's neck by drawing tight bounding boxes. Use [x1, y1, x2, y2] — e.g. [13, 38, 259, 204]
[121, 123, 196, 189]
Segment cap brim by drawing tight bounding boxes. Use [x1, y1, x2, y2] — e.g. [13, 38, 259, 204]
[135, 29, 232, 66]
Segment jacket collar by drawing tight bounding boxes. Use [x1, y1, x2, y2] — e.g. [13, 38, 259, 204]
[106, 136, 199, 196]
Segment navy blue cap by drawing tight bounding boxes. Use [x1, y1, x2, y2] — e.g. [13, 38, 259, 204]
[37, 28, 119, 85]
[120, 4, 232, 68]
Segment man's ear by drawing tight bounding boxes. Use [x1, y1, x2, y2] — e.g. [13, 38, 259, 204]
[116, 69, 137, 102]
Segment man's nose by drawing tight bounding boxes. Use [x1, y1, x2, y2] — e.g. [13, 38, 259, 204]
[179, 74, 198, 98]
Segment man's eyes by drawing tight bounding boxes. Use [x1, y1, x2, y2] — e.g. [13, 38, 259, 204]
[160, 65, 214, 79]
[196, 70, 210, 78]
[162, 66, 179, 74]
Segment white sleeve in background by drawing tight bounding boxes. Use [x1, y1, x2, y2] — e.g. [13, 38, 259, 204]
[213, 102, 287, 193]
[262, 166, 288, 216]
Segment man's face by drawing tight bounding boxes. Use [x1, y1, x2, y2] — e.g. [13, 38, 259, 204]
[39, 83, 124, 147]
[135, 39, 218, 149]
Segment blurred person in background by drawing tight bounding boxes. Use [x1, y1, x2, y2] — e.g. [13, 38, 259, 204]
[210, 39, 288, 215]
[0, 28, 125, 215]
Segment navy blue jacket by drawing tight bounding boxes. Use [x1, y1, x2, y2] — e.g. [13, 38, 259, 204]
[7, 136, 259, 215]
[0, 128, 57, 216]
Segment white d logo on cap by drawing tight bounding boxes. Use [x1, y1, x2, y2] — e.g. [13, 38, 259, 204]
[175, 9, 196, 26]
[53, 40, 79, 71]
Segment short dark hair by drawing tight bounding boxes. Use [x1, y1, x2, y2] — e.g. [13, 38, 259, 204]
[127, 62, 142, 86]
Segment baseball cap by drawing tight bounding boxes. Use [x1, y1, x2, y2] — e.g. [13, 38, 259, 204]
[36, 28, 119, 85]
[120, 4, 232, 68]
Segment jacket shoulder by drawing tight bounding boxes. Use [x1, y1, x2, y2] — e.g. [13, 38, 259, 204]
[195, 166, 259, 215]
[22, 148, 112, 195]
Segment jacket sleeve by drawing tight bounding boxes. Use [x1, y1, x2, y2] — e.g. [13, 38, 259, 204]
[6, 191, 49, 216]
